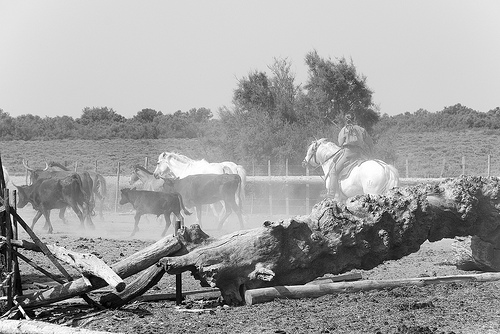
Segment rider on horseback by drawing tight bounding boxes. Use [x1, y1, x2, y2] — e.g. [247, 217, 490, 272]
[329, 113, 374, 199]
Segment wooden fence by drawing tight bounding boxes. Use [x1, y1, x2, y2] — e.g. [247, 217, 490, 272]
[10, 154, 500, 219]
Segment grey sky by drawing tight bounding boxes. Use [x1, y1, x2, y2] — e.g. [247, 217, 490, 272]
[1, 0, 498, 119]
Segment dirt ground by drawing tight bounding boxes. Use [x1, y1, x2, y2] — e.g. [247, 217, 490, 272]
[7, 205, 500, 334]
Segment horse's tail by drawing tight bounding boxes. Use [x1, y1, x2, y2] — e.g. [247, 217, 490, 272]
[376, 160, 400, 194]
[177, 192, 192, 216]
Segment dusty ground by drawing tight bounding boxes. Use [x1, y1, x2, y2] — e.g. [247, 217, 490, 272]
[7, 205, 500, 334]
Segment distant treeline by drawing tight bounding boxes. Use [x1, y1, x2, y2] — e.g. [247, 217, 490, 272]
[1, 104, 499, 142]
[374, 104, 500, 133]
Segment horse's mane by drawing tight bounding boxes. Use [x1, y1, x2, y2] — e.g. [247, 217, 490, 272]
[169, 152, 209, 165]
[133, 164, 154, 175]
[316, 138, 339, 149]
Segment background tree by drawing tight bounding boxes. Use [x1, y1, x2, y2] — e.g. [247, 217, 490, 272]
[304, 50, 379, 131]
[0, 109, 14, 140]
[133, 108, 163, 123]
[78, 107, 126, 125]
[268, 57, 301, 123]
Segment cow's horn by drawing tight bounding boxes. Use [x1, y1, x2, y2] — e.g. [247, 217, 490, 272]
[43, 162, 49, 171]
[22, 159, 34, 171]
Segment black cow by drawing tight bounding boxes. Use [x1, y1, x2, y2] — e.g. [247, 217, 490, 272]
[15, 173, 93, 233]
[48, 161, 107, 219]
[119, 188, 192, 237]
[162, 174, 244, 230]
[22, 160, 95, 224]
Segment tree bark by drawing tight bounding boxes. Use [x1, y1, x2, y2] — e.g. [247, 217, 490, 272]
[158, 176, 500, 305]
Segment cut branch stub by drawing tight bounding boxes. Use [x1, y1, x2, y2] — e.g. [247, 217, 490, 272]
[159, 176, 500, 305]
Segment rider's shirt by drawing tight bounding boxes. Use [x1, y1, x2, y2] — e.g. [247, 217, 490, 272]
[338, 125, 373, 154]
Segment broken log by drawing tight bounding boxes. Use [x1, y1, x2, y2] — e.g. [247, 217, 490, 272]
[0, 319, 122, 334]
[46, 244, 125, 292]
[14, 224, 209, 309]
[98, 224, 211, 308]
[99, 265, 165, 308]
[244, 272, 500, 305]
[158, 176, 500, 305]
[15, 233, 181, 309]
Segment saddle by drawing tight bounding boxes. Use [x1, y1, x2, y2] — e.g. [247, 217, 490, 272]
[338, 159, 365, 180]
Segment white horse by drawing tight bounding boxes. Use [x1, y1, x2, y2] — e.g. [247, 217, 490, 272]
[153, 152, 246, 219]
[302, 138, 400, 202]
[154, 152, 246, 203]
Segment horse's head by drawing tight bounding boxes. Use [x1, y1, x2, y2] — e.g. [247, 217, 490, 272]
[129, 170, 140, 185]
[302, 139, 323, 168]
[153, 153, 177, 179]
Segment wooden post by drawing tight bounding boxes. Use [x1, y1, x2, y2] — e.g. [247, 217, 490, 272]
[305, 166, 310, 214]
[115, 162, 121, 213]
[12, 190, 22, 296]
[174, 221, 182, 305]
[144, 157, 149, 169]
[405, 159, 409, 178]
[439, 158, 446, 178]
[74, 161, 78, 172]
[285, 159, 289, 216]
[4, 188, 13, 309]
[462, 156, 466, 175]
[268, 160, 272, 217]
[487, 155, 491, 177]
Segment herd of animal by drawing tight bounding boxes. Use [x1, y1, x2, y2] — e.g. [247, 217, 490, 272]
[0, 141, 400, 237]
[0, 152, 248, 237]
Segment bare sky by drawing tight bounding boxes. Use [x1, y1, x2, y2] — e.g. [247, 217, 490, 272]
[1, 1, 499, 119]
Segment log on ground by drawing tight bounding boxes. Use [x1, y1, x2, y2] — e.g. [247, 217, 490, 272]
[159, 176, 500, 305]
[14, 230, 182, 309]
[244, 272, 500, 305]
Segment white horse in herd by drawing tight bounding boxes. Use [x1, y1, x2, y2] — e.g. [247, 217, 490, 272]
[302, 138, 400, 203]
[153, 152, 247, 216]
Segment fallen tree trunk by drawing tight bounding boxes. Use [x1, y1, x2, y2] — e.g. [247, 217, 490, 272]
[14, 224, 209, 309]
[244, 272, 500, 305]
[99, 264, 165, 308]
[158, 176, 500, 305]
[99, 225, 211, 308]
[0, 319, 121, 334]
[46, 244, 125, 292]
[15, 233, 181, 309]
